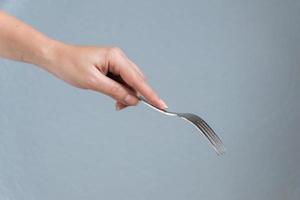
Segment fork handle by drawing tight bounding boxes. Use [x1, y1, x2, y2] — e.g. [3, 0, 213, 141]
[138, 96, 177, 116]
[138, 96, 167, 114]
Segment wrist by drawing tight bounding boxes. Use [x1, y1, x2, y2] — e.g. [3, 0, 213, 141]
[35, 38, 65, 72]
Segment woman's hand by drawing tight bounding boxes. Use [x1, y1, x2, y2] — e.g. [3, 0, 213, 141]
[0, 11, 166, 110]
[42, 42, 167, 110]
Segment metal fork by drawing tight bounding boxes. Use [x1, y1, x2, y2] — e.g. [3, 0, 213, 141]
[138, 96, 225, 155]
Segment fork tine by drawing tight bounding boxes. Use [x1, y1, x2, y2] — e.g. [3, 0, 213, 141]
[190, 114, 225, 151]
[198, 121, 221, 144]
[194, 121, 218, 147]
[197, 121, 225, 154]
[179, 113, 225, 155]
[181, 116, 221, 153]
[179, 113, 225, 154]
[195, 121, 224, 154]
[198, 120, 224, 149]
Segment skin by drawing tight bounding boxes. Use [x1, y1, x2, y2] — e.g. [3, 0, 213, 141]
[0, 11, 167, 110]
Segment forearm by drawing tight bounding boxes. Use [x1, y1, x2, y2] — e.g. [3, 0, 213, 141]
[0, 11, 57, 67]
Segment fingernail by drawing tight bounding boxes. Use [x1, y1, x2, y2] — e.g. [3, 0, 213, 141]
[124, 95, 136, 105]
[115, 104, 121, 111]
[160, 99, 168, 109]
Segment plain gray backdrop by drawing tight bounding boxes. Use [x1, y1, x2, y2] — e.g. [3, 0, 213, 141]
[0, 0, 300, 199]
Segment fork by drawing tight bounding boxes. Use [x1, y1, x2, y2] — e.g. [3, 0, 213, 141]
[138, 96, 225, 155]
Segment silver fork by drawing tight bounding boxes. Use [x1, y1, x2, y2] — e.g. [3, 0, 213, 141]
[138, 96, 225, 155]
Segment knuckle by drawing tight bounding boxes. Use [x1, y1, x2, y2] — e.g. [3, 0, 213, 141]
[108, 47, 123, 57]
[109, 84, 122, 96]
[85, 74, 99, 89]
[131, 74, 143, 86]
[140, 73, 146, 80]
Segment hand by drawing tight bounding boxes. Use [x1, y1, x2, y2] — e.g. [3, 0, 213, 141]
[43, 42, 168, 110]
[0, 12, 167, 110]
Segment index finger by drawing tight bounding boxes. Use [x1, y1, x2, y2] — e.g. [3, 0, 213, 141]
[120, 67, 167, 110]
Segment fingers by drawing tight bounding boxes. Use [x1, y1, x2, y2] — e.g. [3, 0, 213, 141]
[115, 101, 128, 111]
[89, 70, 139, 106]
[120, 68, 167, 109]
[127, 59, 145, 80]
[107, 47, 167, 109]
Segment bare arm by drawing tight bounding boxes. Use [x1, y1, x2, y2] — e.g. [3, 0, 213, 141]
[0, 11, 167, 110]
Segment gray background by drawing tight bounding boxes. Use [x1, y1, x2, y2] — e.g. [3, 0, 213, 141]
[0, 0, 300, 199]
